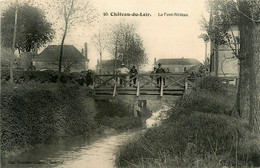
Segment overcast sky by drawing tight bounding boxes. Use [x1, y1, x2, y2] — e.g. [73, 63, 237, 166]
[1, 0, 209, 71]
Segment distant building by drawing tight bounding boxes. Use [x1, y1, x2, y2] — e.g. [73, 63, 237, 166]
[20, 52, 34, 70]
[96, 59, 123, 74]
[1, 47, 20, 70]
[156, 58, 201, 73]
[32, 44, 89, 72]
[209, 25, 239, 77]
[208, 9, 239, 77]
[1, 47, 12, 70]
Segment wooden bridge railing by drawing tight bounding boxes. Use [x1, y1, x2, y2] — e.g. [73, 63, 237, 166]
[93, 73, 195, 97]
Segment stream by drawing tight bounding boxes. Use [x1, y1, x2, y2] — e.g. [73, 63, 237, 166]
[2, 105, 170, 168]
[2, 131, 136, 168]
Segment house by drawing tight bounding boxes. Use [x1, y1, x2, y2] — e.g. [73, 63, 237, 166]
[209, 25, 240, 77]
[20, 52, 34, 70]
[96, 59, 123, 74]
[1, 47, 20, 70]
[32, 44, 89, 72]
[156, 58, 201, 73]
[208, 8, 239, 77]
[1, 47, 13, 70]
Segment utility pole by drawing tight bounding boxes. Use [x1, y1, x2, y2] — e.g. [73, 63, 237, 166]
[114, 41, 118, 74]
[10, 0, 18, 84]
[204, 38, 209, 67]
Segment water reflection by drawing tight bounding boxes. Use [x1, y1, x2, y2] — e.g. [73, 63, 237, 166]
[146, 105, 170, 128]
[2, 132, 135, 168]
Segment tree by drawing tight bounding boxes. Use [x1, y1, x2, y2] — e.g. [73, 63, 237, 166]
[201, 0, 239, 75]
[237, 0, 260, 132]
[92, 29, 109, 74]
[1, 3, 55, 52]
[201, 0, 260, 132]
[55, 0, 95, 73]
[108, 21, 148, 69]
[201, 0, 245, 117]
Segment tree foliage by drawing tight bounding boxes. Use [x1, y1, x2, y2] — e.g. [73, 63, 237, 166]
[1, 3, 55, 52]
[201, 0, 239, 47]
[92, 29, 109, 73]
[108, 21, 148, 68]
[201, 0, 260, 132]
[54, 0, 96, 73]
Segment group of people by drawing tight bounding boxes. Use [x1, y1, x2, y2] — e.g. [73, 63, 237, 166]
[116, 63, 167, 87]
[151, 63, 167, 86]
[116, 63, 138, 86]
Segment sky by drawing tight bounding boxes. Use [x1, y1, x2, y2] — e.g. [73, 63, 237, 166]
[1, 0, 210, 71]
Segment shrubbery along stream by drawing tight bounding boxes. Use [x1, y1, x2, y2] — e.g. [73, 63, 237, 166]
[2, 71, 260, 167]
[1, 81, 142, 160]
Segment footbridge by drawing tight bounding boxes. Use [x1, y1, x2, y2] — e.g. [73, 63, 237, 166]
[93, 73, 194, 101]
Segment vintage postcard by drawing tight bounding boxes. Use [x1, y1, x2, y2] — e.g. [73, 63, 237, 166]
[1, 0, 260, 167]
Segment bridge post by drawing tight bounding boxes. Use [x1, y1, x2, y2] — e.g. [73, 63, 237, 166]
[136, 80, 140, 96]
[113, 82, 117, 97]
[160, 79, 164, 97]
[184, 78, 188, 92]
[133, 97, 139, 117]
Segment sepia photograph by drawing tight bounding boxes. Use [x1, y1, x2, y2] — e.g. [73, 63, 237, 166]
[1, 0, 260, 167]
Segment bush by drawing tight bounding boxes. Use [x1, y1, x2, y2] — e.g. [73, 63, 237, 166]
[177, 89, 235, 115]
[193, 76, 226, 93]
[116, 111, 260, 167]
[116, 76, 260, 167]
[1, 70, 90, 86]
[94, 99, 143, 130]
[176, 76, 236, 116]
[1, 84, 98, 154]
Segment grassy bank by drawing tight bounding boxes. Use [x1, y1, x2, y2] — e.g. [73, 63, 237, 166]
[116, 76, 260, 167]
[1, 83, 98, 157]
[1, 81, 144, 158]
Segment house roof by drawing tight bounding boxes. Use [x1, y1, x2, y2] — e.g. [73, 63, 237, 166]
[186, 63, 203, 73]
[157, 58, 201, 66]
[33, 45, 87, 62]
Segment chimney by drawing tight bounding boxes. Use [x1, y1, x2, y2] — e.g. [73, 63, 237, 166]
[84, 43, 88, 59]
[154, 58, 156, 67]
[81, 49, 84, 55]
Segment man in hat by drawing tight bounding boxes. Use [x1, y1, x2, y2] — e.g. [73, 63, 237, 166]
[117, 63, 129, 86]
[129, 65, 138, 86]
[155, 63, 166, 86]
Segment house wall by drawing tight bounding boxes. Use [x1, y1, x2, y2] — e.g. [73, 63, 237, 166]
[210, 25, 239, 77]
[161, 65, 195, 73]
[20, 52, 34, 70]
[70, 62, 87, 72]
[217, 47, 239, 77]
[102, 66, 116, 74]
[34, 62, 49, 70]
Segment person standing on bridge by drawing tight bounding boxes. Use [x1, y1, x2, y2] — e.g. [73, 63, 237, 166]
[129, 65, 138, 86]
[117, 63, 129, 87]
[156, 63, 166, 87]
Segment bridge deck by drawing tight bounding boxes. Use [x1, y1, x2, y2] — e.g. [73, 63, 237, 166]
[93, 73, 194, 100]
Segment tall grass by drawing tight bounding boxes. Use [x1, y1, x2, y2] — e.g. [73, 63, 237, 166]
[116, 76, 260, 167]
